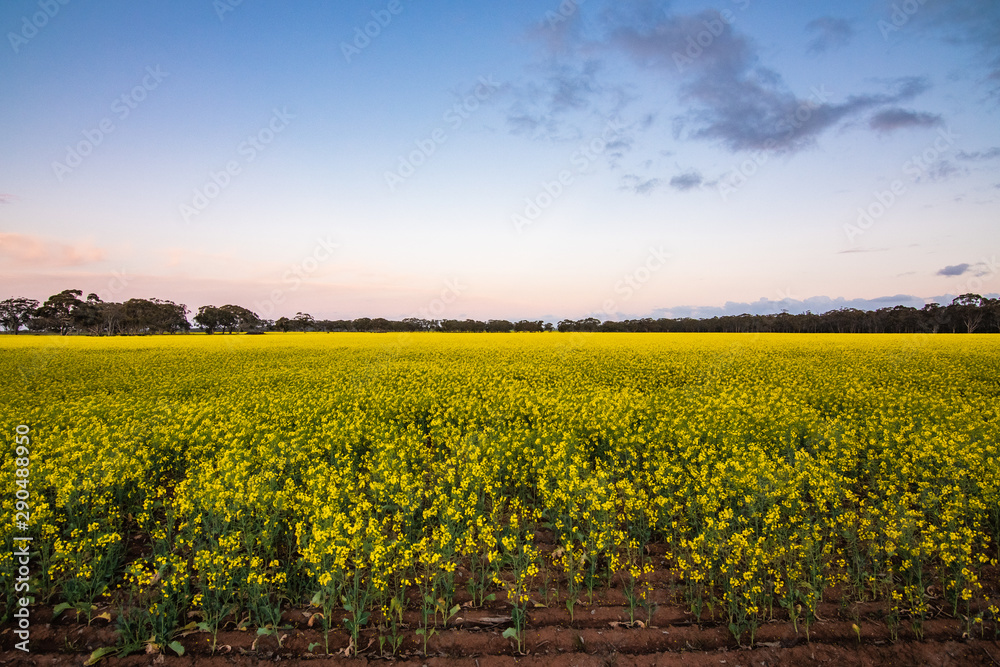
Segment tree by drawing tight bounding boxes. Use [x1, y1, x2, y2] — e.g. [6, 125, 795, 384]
[950, 294, 986, 334]
[986, 297, 1000, 334]
[485, 319, 513, 333]
[514, 320, 543, 332]
[196, 304, 259, 334]
[217, 304, 262, 333]
[402, 317, 436, 332]
[0, 297, 39, 334]
[69, 293, 108, 334]
[194, 305, 225, 334]
[293, 312, 315, 331]
[919, 303, 944, 334]
[35, 289, 85, 334]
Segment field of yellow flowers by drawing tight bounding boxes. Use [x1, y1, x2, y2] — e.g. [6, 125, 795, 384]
[1, 332, 998, 659]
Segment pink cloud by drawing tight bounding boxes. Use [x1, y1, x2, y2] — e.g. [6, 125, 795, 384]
[0, 233, 106, 267]
[0, 194, 16, 203]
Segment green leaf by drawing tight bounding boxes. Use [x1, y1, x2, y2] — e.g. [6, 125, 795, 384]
[197, 621, 212, 632]
[84, 647, 117, 665]
[415, 628, 425, 636]
[167, 640, 185, 656]
[311, 591, 323, 606]
[485, 593, 496, 602]
[256, 627, 272, 636]
[308, 642, 320, 652]
[342, 602, 354, 613]
[52, 602, 73, 619]
[502, 627, 519, 640]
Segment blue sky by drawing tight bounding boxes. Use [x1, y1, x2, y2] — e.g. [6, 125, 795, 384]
[1, 0, 998, 321]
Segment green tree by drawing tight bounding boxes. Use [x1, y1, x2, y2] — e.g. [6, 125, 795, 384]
[0, 297, 39, 334]
[35, 289, 85, 334]
[950, 294, 986, 334]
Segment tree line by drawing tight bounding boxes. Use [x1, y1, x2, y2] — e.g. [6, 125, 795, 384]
[1, 289, 998, 335]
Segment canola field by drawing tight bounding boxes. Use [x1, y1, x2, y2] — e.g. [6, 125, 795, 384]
[2, 332, 999, 654]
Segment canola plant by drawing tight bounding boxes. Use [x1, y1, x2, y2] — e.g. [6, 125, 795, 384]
[1, 332, 998, 653]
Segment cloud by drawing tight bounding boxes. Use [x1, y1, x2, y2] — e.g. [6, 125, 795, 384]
[869, 108, 944, 133]
[936, 261, 993, 278]
[925, 159, 964, 181]
[805, 16, 855, 54]
[938, 263, 970, 276]
[0, 233, 106, 268]
[956, 147, 1000, 161]
[837, 247, 889, 254]
[604, 7, 933, 153]
[504, 59, 630, 142]
[669, 170, 703, 191]
[621, 174, 662, 195]
[651, 294, 931, 318]
[510, 1, 950, 192]
[604, 137, 634, 160]
[0, 194, 15, 203]
[880, 0, 1000, 96]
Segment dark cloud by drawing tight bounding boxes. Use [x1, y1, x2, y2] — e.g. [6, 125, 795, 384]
[669, 171, 703, 191]
[605, 7, 933, 153]
[604, 137, 634, 160]
[529, 1, 586, 54]
[938, 263, 971, 276]
[878, 0, 1000, 96]
[869, 108, 944, 133]
[805, 16, 855, 54]
[509, 1, 959, 195]
[956, 147, 1000, 161]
